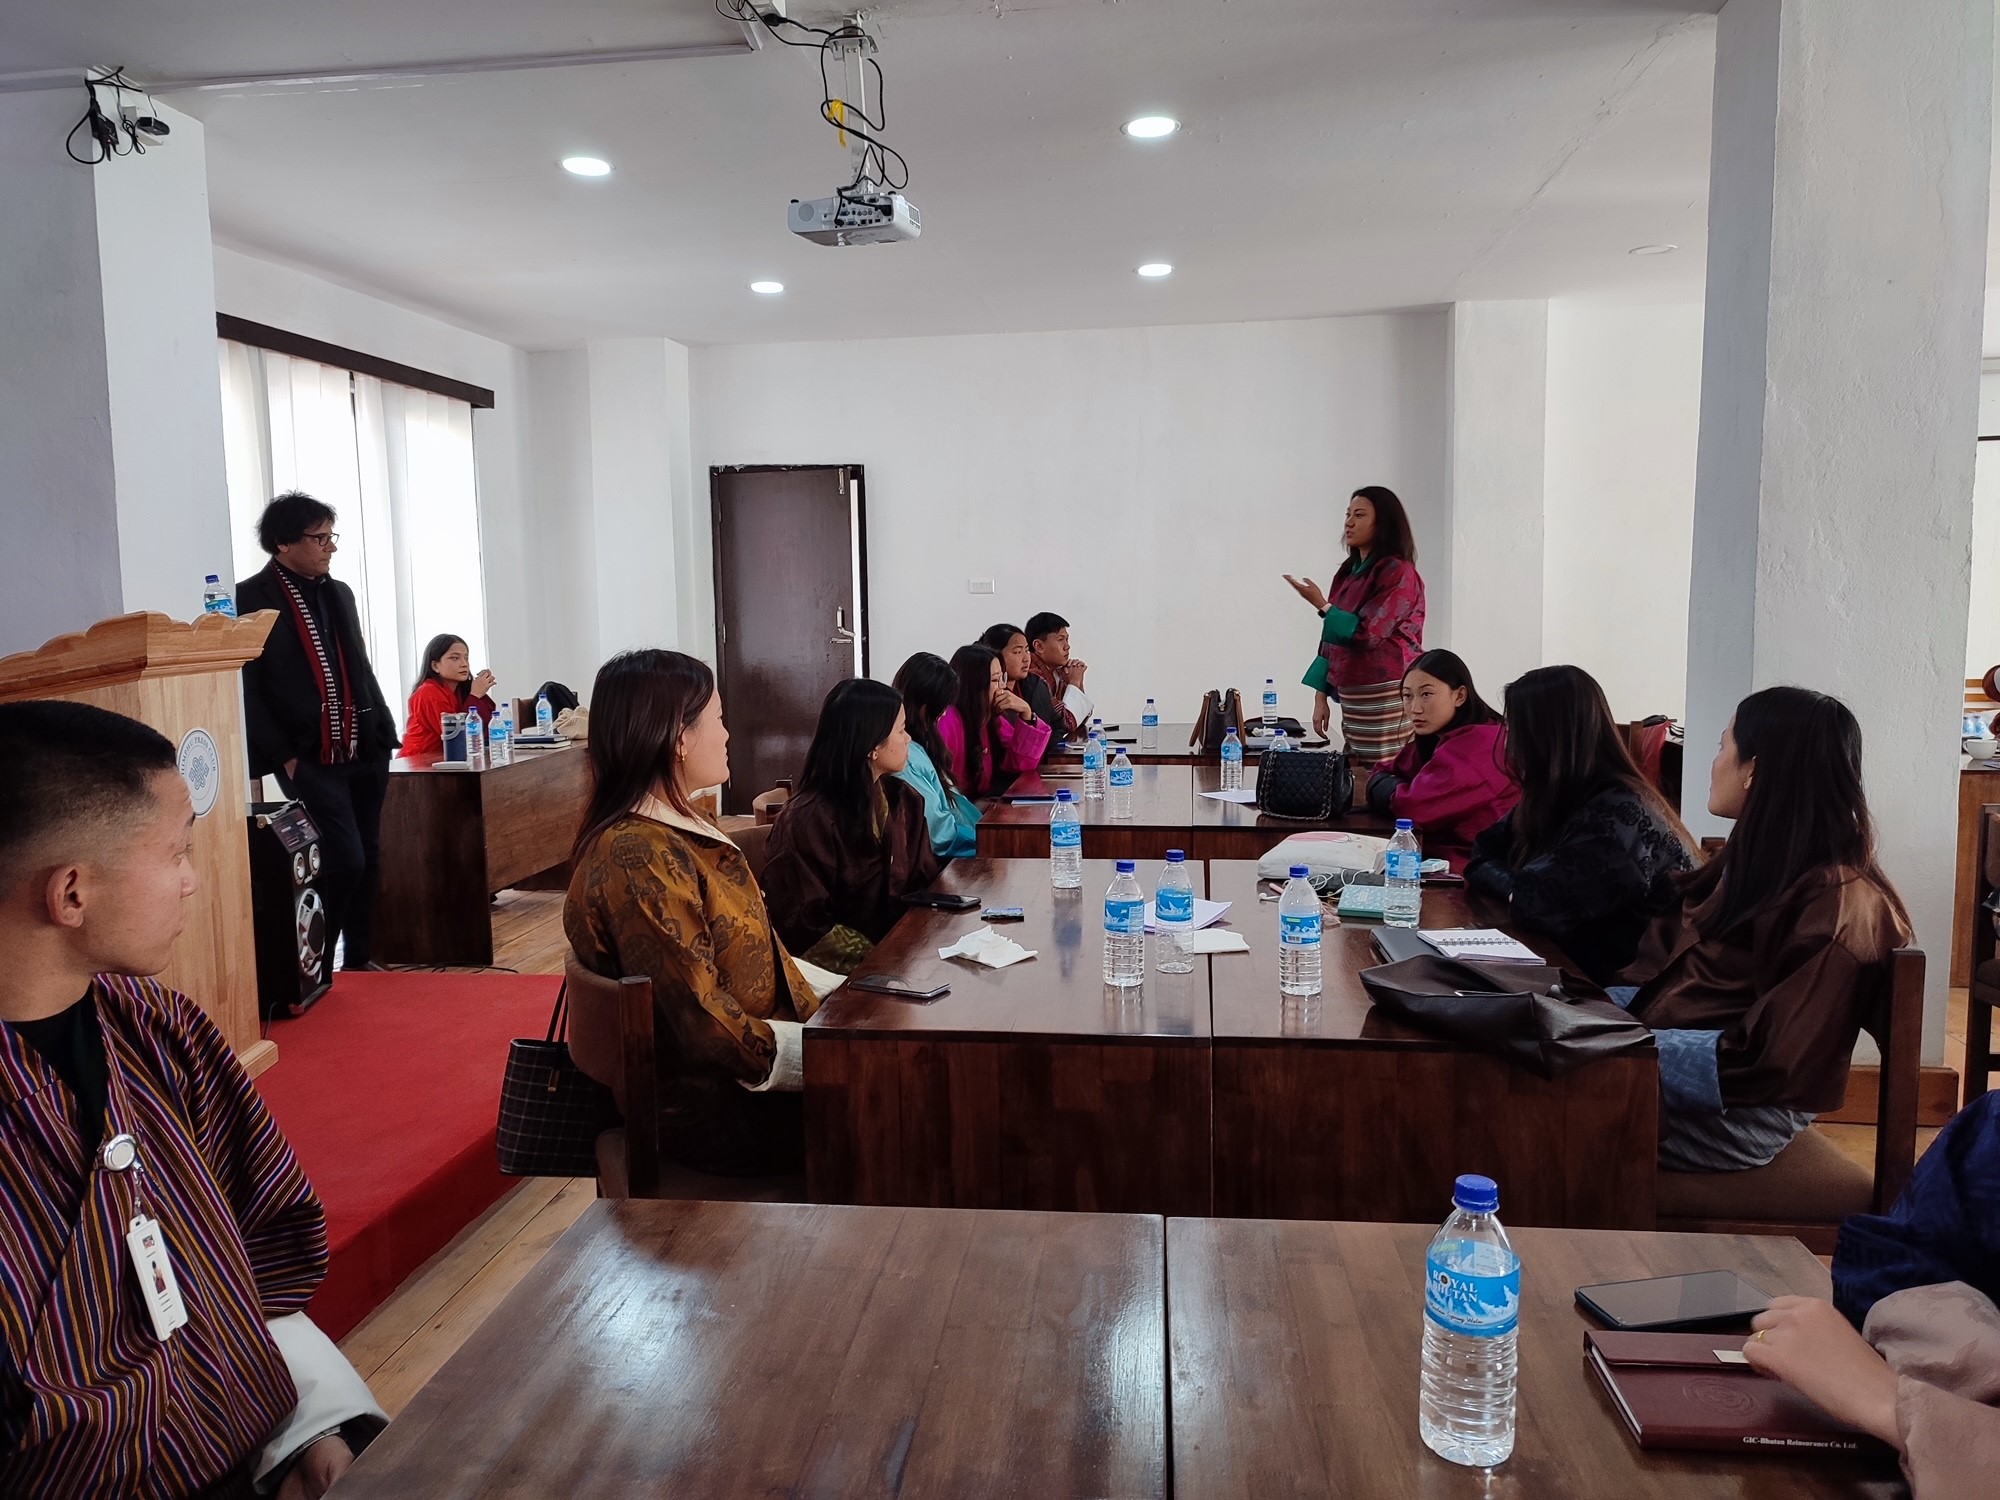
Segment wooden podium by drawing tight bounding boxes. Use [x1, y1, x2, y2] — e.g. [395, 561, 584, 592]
[0, 611, 279, 1076]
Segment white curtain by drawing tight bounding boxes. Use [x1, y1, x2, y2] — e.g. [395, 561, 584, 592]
[216, 340, 488, 729]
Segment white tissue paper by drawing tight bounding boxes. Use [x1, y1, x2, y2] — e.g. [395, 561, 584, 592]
[937, 926, 1038, 969]
[1181, 930, 1250, 955]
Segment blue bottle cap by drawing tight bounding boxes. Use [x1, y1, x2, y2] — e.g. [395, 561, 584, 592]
[1055, 788, 1074, 802]
[1453, 1174, 1499, 1214]
[204, 573, 220, 583]
[1289, 864, 1310, 879]
[1166, 849, 1185, 863]
[1396, 818, 1414, 830]
[1116, 859, 1136, 873]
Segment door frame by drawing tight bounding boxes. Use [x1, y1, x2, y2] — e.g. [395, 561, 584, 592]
[708, 460, 871, 717]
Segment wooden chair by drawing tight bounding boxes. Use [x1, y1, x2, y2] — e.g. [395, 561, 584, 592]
[1965, 804, 2000, 1103]
[562, 953, 805, 1203]
[1656, 947, 1925, 1254]
[752, 780, 793, 825]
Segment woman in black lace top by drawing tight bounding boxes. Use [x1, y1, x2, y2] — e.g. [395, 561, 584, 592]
[1464, 665, 1695, 982]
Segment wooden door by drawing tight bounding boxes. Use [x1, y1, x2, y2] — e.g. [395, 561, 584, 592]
[711, 466, 867, 813]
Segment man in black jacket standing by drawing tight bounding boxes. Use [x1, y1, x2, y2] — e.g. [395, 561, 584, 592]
[237, 493, 400, 970]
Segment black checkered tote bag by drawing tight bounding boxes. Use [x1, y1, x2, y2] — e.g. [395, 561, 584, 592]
[496, 984, 614, 1177]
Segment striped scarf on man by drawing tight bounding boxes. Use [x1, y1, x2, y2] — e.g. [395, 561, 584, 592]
[273, 567, 358, 764]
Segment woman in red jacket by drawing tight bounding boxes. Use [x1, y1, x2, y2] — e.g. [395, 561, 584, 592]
[1364, 649, 1518, 870]
[398, 633, 498, 762]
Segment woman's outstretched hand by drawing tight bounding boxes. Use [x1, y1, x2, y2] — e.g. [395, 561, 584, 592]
[1284, 574, 1328, 612]
[1312, 691, 1331, 739]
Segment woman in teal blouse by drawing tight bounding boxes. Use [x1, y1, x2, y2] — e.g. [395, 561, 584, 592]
[891, 652, 981, 858]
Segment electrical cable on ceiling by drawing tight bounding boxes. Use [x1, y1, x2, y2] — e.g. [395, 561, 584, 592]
[64, 68, 160, 165]
[714, 0, 911, 201]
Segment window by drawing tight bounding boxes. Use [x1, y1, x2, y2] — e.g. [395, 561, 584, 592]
[218, 340, 488, 728]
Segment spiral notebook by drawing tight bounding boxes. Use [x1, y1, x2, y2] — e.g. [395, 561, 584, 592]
[1419, 929, 1543, 965]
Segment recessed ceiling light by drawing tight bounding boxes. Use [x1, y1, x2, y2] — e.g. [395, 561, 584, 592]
[561, 156, 611, 177]
[1137, 262, 1173, 278]
[1123, 115, 1180, 140]
[750, 280, 785, 295]
[1628, 243, 1678, 256]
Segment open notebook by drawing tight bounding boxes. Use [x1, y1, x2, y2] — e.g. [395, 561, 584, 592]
[1419, 929, 1543, 965]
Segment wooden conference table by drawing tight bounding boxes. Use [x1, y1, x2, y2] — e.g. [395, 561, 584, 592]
[977, 762, 1392, 862]
[805, 858, 1659, 1227]
[1045, 719, 1322, 765]
[337, 1198, 1879, 1500]
[373, 743, 590, 966]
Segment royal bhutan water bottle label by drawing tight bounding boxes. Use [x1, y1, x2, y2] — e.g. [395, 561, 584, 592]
[1385, 849, 1422, 880]
[1105, 898, 1145, 935]
[1156, 889, 1194, 923]
[1084, 744, 1105, 766]
[1425, 1248, 1520, 1337]
[1050, 822, 1082, 848]
[1109, 764, 1134, 788]
[1279, 912, 1321, 947]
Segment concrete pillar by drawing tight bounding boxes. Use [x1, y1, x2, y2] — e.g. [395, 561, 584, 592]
[585, 338, 687, 660]
[1686, 0, 1993, 1063]
[1448, 300, 1548, 694]
[0, 86, 230, 654]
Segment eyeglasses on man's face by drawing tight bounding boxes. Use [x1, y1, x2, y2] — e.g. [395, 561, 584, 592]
[300, 530, 339, 547]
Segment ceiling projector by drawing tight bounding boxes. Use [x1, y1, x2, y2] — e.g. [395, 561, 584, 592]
[788, 190, 921, 246]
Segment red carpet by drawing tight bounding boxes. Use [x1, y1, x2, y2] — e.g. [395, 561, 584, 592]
[254, 970, 560, 1340]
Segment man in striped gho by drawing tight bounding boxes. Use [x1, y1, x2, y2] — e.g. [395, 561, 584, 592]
[0, 702, 385, 1498]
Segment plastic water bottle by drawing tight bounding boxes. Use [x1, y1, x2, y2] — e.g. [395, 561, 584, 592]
[1155, 850, 1195, 974]
[1385, 818, 1423, 928]
[1420, 1174, 1520, 1467]
[464, 708, 487, 770]
[1278, 865, 1323, 996]
[201, 574, 237, 617]
[1082, 728, 1108, 801]
[1263, 677, 1280, 726]
[1049, 789, 1083, 889]
[487, 710, 512, 768]
[1141, 698, 1160, 751]
[1270, 728, 1290, 754]
[1220, 726, 1245, 791]
[1102, 859, 1145, 988]
[1108, 747, 1135, 819]
[535, 693, 554, 737]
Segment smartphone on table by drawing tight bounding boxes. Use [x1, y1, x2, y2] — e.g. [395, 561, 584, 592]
[846, 974, 951, 1001]
[1574, 1271, 1772, 1332]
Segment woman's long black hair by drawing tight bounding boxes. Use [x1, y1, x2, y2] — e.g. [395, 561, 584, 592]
[893, 652, 961, 797]
[571, 649, 714, 863]
[1346, 485, 1417, 571]
[416, 633, 470, 702]
[1402, 649, 1499, 763]
[1702, 686, 1909, 933]
[1502, 664, 1690, 864]
[797, 678, 905, 842]
[949, 643, 1006, 794]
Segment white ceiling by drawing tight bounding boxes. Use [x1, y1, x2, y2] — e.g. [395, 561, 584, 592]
[12, 1, 1733, 348]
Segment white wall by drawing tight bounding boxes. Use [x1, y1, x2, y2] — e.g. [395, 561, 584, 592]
[1542, 299, 1706, 720]
[690, 313, 1450, 725]
[210, 248, 538, 698]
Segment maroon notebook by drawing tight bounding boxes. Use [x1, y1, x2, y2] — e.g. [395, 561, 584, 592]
[1585, 1330, 1888, 1456]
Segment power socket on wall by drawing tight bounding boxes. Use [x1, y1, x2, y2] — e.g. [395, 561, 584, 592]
[967, 578, 995, 594]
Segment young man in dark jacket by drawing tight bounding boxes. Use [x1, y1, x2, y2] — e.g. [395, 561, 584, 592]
[237, 493, 400, 970]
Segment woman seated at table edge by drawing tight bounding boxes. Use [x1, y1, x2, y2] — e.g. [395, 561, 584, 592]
[1614, 686, 1912, 1173]
[940, 642, 1051, 796]
[397, 632, 496, 761]
[980, 622, 1061, 758]
[1744, 1089, 2000, 1499]
[1364, 648, 1517, 871]
[761, 678, 942, 973]
[892, 651, 982, 859]
[562, 648, 841, 1178]
[1464, 664, 1694, 985]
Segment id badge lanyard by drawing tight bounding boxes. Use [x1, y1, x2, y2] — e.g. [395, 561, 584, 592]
[96, 1026, 189, 1342]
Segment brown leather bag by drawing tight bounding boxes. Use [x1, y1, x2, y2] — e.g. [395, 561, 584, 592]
[1190, 689, 1247, 753]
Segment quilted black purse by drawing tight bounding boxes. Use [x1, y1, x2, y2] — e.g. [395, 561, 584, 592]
[1253, 747, 1352, 821]
[496, 984, 615, 1177]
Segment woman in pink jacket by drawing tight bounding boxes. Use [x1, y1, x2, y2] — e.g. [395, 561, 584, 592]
[938, 643, 1052, 796]
[1364, 649, 1518, 870]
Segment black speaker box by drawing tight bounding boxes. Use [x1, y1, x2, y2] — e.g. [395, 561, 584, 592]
[247, 801, 331, 1018]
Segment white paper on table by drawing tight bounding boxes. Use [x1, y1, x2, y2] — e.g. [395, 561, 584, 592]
[1200, 789, 1259, 804]
[1143, 898, 1232, 933]
[1062, 684, 1096, 722]
[937, 926, 1038, 969]
[1181, 929, 1250, 955]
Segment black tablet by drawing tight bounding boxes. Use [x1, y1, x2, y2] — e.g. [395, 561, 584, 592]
[1574, 1271, 1771, 1332]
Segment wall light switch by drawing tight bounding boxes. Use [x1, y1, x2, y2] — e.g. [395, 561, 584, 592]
[968, 578, 996, 594]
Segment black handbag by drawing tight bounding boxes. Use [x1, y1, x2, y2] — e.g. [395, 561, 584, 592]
[1359, 955, 1655, 1079]
[1254, 747, 1352, 820]
[496, 984, 616, 1177]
